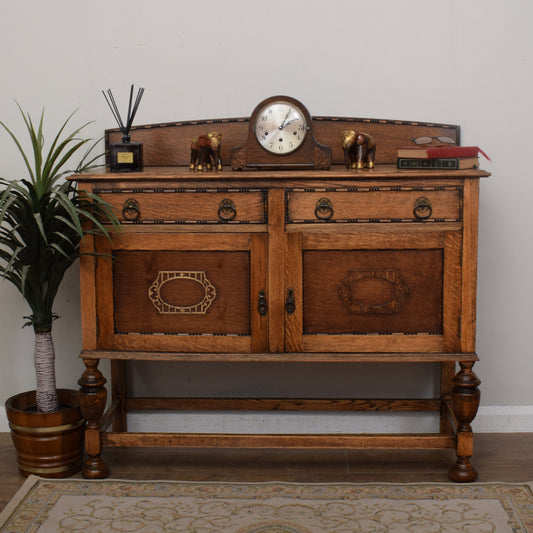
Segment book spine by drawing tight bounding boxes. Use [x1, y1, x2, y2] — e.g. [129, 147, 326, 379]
[425, 147, 479, 159]
[397, 158, 472, 169]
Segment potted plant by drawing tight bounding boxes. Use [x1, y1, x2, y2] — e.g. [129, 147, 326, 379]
[1, 104, 119, 477]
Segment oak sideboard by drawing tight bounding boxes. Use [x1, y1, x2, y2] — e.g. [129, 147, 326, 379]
[75, 114, 490, 481]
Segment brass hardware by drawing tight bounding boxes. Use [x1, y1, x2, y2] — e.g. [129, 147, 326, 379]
[413, 196, 433, 220]
[18, 462, 83, 475]
[217, 198, 237, 221]
[148, 271, 216, 314]
[122, 198, 140, 221]
[285, 288, 296, 314]
[315, 197, 334, 220]
[8, 419, 85, 434]
[257, 290, 268, 316]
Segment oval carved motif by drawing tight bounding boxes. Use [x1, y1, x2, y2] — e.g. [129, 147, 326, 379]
[148, 271, 216, 314]
[338, 269, 408, 314]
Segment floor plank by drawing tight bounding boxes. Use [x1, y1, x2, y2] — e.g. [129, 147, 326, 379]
[1, 432, 532, 511]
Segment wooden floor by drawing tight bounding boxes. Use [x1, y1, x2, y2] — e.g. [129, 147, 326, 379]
[2, 432, 533, 510]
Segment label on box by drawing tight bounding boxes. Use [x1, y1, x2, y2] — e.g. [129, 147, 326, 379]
[117, 152, 134, 164]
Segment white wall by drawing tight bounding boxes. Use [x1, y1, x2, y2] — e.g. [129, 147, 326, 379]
[0, 0, 532, 432]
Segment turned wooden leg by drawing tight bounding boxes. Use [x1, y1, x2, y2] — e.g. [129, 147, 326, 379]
[78, 358, 109, 479]
[449, 361, 480, 482]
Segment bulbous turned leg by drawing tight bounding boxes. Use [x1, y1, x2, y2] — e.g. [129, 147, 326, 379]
[449, 361, 480, 482]
[78, 358, 109, 479]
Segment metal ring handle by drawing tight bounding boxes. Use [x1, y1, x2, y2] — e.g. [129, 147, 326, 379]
[218, 198, 237, 221]
[413, 197, 433, 220]
[315, 197, 334, 220]
[122, 198, 140, 221]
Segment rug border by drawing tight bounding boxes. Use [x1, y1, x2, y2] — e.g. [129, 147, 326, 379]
[5, 477, 533, 488]
[0, 475, 41, 526]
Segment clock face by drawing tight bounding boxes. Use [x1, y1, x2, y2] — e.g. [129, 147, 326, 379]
[254, 101, 308, 154]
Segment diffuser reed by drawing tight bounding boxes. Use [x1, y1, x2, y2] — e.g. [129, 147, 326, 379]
[103, 85, 145, 172]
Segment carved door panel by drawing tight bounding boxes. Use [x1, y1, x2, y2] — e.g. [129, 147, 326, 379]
[284, 229, 462, 354]
[94, 232, 268, 353]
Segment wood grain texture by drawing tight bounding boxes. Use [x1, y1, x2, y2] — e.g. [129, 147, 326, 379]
[124, 398, 442, 412]
[80, 350, 478, 363]
[284, 232, 303, 352]
[442, 231, 463, 352]
[251, 234, 269, 352]
[267, 188, 286, 353]
[104, 115, 461, 167]
[287, 187, 462, 223]
[78, 183, 98, 351]
[460, 179, 480, 353]
[75, 165, 489, 184]
[98, 189, 267, 224]
[101, 432, 456, 450]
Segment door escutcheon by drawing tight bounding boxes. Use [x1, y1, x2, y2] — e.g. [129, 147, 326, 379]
[257, 290, 268, 316]
[285, 288, 296, 314]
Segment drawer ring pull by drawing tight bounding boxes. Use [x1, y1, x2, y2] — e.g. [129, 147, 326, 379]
[315, 197, 334, 220]
[218, 198, 237, 221]
[413, 196, 433, 220]
[122, 198, 140, 221]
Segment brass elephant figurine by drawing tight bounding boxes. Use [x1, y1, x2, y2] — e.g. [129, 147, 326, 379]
[190, 132, 222, 171]
[340, 130, 376, 169]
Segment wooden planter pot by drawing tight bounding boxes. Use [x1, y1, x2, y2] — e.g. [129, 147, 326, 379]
[5, 389, 85, 478]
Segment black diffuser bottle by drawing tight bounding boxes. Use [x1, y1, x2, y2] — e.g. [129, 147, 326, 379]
[103, 85, 144, 172]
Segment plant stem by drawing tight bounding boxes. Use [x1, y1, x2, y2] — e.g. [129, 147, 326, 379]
[34, 331, 58, 412]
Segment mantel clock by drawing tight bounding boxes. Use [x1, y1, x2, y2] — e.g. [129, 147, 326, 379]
[230, 95, 331, 170]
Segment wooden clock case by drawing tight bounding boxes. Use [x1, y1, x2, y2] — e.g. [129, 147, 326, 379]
[229, 95, 331, 169]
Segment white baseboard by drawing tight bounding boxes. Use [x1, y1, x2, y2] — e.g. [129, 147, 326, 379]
[472, 406, 533, 433]
[2, 406, 532, 433]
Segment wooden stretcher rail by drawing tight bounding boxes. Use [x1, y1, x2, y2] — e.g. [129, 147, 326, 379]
[81, 351, 479, 363]
[101, 432, 457, 450]
[124, 397, 443, 412]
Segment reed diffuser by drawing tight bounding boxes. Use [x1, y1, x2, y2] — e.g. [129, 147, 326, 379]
[103, 85, 145, 172]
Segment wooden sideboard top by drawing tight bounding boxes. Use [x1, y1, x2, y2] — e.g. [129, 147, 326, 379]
[75, 164, 490, 183]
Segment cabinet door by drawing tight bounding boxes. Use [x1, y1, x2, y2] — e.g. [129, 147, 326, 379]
[94, 232, 268, 353]
[284, 229, 462, 353]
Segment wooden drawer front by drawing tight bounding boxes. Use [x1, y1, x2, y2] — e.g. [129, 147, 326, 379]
[95, 188, 267, 224]
[286, 186, 462, 223]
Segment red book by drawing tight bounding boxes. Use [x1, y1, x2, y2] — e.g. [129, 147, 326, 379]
[397, 146, 491, 161]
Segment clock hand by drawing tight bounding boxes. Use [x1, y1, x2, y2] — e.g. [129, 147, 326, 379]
[283, 118, 299, 127]
[279, 109, 292, 130]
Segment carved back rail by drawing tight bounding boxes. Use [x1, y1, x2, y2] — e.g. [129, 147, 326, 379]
[105, 116, 460, 167]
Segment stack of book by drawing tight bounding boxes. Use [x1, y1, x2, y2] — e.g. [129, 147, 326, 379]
[397, 146, 490, 170]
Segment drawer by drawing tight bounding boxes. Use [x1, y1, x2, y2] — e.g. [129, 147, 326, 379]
[286, 186, 462, 223]
[94, 187, 267, 224]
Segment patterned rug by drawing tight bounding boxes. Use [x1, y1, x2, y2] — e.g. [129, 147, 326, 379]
[1, 476, 533, 532]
